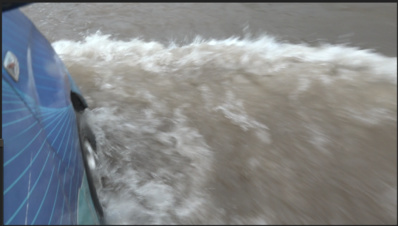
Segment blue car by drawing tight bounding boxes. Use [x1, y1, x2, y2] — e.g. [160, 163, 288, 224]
[2, 3, 105, 225]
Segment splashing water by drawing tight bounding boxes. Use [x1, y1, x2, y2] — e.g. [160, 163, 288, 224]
[53, 32, 396, 224]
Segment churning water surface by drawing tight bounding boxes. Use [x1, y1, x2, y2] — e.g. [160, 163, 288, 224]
[21, 3, 396, 224]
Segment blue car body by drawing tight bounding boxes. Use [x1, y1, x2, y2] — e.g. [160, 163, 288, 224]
[2, 6, 103, 225]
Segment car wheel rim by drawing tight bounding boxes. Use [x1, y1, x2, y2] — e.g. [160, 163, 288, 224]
[84, 139, 96, 170]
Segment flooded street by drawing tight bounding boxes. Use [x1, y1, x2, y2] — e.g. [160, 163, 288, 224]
[21, 3, 397, 224]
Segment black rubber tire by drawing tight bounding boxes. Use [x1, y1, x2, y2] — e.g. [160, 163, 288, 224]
[75, 110, 105, 224]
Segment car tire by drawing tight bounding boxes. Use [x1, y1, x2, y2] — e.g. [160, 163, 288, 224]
[75, 109, 105, 224]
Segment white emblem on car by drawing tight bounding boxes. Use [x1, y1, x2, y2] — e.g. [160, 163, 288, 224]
[3, 51, 20, 82]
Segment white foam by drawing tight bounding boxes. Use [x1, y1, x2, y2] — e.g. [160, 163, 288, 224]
[52, 32, 397, 85]
[346, 107, 397, 125]
[85, 98, 214, 224]
[212, 91, 271, 143]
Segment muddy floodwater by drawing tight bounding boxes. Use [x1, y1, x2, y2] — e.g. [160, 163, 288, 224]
[22, 3, 397, 224]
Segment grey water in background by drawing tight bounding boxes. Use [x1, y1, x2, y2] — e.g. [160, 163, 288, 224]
[21, 3, 396, 224]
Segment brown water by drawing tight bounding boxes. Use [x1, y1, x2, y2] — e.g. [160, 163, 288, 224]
[21, 3, 397, 224]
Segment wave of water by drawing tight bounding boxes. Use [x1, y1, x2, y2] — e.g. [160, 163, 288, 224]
[53, 32, 396, 224]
